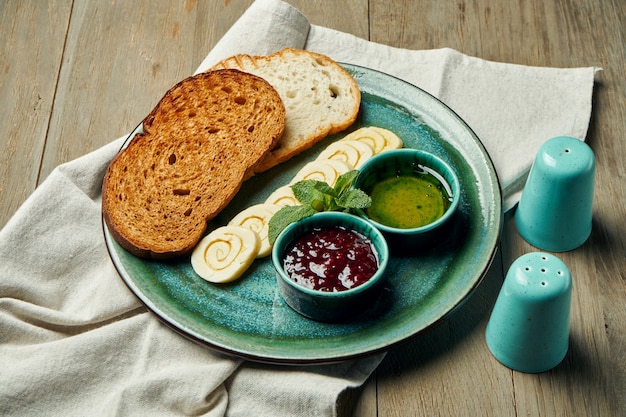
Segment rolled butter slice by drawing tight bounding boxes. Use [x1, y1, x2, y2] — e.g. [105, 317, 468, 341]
[191, 226, 260, 283]
[316, 140, 374, 169]
[265, 185, 300, 207]
[369, 126, 403, 151]
[340, 126, 403, 154]
[228, 203, 281, 258]
[290, 159, 351, 186]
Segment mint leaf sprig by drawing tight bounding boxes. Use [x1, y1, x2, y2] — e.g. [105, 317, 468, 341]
[268, 170, 371, 244]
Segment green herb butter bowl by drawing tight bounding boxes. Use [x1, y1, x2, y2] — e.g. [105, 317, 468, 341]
[272, 212, 390, 323]
[354, 148, 461, 254]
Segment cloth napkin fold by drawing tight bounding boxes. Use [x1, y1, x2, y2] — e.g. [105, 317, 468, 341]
[0, 0, 598, 416]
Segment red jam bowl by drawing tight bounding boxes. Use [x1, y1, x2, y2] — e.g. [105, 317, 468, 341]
[272, 212, 390, 322]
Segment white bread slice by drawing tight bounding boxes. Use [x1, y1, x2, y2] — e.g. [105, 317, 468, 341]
[211, 48, 361, 174]
[102, 69, 286, 260]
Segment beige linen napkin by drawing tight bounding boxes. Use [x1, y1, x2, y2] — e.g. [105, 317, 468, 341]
[0, 0, 598, 416]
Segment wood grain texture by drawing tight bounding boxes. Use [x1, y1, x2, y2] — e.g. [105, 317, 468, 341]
[375, 256, 517, 417]
[1, 0, 624, 416]
[0, 1, 72, 228]
[40, 1, 207, 182]
[288, 0, 369, 38]
[365, 0, 626, 415]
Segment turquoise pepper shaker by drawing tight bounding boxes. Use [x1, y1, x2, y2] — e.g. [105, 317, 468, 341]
[515, 136, 595, 252]
[486, 252, 572, 373]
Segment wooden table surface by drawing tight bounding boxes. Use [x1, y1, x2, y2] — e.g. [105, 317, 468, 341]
[2, 1, 624, 416]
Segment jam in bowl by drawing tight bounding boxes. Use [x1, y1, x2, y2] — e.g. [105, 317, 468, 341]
[272, 211, 389, 322]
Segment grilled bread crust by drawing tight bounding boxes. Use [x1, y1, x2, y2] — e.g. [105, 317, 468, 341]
[102, 69, 286, 259]
[211, 48, 361, 174]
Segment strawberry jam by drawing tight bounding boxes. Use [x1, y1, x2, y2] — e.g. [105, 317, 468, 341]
[282, 226, 379, 292]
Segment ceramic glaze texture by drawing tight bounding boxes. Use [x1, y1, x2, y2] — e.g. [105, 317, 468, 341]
[515, 136, 595, 252]
[486, 252, 572, 373]
[104, 64, 502, 363]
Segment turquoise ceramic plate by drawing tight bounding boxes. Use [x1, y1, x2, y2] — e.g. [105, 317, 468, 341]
[103, 64, 502, 364]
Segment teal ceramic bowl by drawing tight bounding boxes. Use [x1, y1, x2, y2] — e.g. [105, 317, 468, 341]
[354, 148, 460, 254]
[272, 212, 390, 322]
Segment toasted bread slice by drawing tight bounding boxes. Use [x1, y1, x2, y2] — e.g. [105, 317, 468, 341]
[102, 69, 286, 259]
[211, 48, 361, 173]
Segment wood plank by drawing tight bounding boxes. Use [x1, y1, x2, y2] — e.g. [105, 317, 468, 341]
[38, 1, 204, 183]
[193, 0, 255, 69]
[288, 0, 369, 37]
[36, 0, 370, 183]
[579, 0, 626, 409]
[503, 215, 618, 416]
[373, 255, 516, 417]
[0, 1, 73, 229]
[37, 0, 262, 184]
[499, 0, 626, 414]
[368, 0, 626, 415]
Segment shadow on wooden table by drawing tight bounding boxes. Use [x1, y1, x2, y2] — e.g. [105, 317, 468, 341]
[337, 242, 506, 416]
[378, 249, 504, 373]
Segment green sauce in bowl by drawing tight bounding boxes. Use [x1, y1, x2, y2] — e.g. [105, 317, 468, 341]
[354, 148, 460, 254]
[366, 171, 452, 229]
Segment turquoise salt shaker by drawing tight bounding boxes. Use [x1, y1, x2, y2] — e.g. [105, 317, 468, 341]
[486, 252, 572, 373]
[515, 136, 595, 252]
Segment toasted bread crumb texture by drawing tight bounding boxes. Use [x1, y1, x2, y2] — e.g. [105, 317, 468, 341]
[102, 69, 285, 259]
[211, 48, 361, 173]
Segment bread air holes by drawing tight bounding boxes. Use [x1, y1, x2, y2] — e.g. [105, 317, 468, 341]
[329, 85, 339, 98]
[168, 154, 177, 164]
[234, 96, 246, 105]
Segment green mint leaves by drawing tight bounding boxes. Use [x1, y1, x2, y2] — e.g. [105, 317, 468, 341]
[267, 205, 317, 245]
[268, 170, 371, 244]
